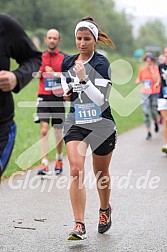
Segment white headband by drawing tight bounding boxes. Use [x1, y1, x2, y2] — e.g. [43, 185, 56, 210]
[75, 21, 98, 41]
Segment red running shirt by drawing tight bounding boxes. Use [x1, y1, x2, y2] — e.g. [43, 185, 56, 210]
[38, 49, 65, 95]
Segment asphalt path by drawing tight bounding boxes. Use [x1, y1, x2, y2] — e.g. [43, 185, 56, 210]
[0, 125, 166, 252]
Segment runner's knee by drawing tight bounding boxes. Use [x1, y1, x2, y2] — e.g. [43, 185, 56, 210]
[70, 161, 84, 177]
[41, 127, 48, 136]
[94, 169, 109, 179]
[163, 116, 167, 123]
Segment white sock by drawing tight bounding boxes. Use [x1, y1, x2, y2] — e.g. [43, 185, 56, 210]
[41, 159, 48, 166]
[56, 154, 62, 160]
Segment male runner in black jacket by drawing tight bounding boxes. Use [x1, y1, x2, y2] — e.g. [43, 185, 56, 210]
[0, 14, 41, 176]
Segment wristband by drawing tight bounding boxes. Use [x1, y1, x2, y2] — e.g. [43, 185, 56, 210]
[79, 76, 89, 84]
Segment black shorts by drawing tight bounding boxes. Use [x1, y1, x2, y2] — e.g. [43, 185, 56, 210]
[0, 123, 16, 176]
[36, 95, 65, 129]
[64, 123, 117, 156]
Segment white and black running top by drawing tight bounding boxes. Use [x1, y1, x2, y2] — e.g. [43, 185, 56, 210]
[159, 63, 167, 99]
[62, 51, 115, 126]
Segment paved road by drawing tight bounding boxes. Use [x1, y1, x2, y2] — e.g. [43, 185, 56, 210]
[0, 125, 166, 252]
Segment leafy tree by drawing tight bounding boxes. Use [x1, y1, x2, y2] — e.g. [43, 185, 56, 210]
[0, 0, 135, 55]
[135, 19, 167, 51]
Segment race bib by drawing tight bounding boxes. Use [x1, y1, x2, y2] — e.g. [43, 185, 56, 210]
[162, 86, 167, 98]
[74, 103, 102, 124]
[44, 78, 62, 91]
[142, 80, 152, 88]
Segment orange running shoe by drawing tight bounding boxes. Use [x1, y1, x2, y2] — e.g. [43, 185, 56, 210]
[55, 159, 63, 175]
[37, 163, 49, 175]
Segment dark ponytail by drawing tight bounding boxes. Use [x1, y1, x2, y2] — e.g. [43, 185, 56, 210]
[81, 16, 115, 48]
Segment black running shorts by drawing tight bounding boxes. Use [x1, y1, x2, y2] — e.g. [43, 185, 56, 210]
[64, 124, 117, 156]
[36, 95, 65, 129]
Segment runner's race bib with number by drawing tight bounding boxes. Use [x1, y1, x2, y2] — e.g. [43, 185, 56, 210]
[44, 78, 62, 91]
[74, 102, 102, 124]
[162, 86, 167, 98]
[142, 80, 152, 88]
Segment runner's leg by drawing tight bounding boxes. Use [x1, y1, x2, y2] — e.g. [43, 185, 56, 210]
[92, 152, 113, 210]
[66, 140, 87, 223]
[54, 128, 63, 156]
[160, 110, 167, 143]
[0, 123, 16, 176]
[40, 121, 49, 160]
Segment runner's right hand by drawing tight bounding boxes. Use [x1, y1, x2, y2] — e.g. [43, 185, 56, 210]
[63, 90, 71, 101]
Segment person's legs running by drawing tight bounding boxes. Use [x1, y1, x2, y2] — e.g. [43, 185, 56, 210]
[92, 152, 113, 234]
[54, 129, 64, 155]
[89, 128, 116, 234]
[142, 94, 151, 139]
[92, 152, 112, 210]
[0, 123, 16, 177]
[66, 140, 87, 239]
[160, 110, 167, 152]
[37, 121, 49, 175]
[66, 140, 87, 223]
[40, 121, 49, 159]
[51, 96, 65, 174]
[36, 95, 50, 175]
[150, 94, 159, 132]
[54, 128, 63, 155]
[54, 127, 64, 174]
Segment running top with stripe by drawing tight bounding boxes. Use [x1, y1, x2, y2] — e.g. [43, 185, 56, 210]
[62, 51, 115, 127]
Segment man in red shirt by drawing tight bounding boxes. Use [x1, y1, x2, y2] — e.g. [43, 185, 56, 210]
[136, 53, 160, 140]
[36, 29, 66, 175]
